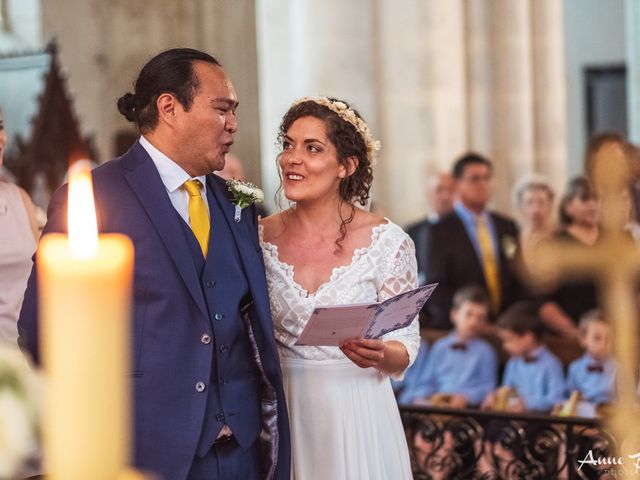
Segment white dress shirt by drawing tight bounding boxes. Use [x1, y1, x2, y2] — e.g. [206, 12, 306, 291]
[138, 135, 210, 226]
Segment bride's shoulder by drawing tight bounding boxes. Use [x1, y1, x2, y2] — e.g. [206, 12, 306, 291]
[259, 211, 288, 243]
[353, 209, 404, 235]
[354, 210, 411, 245]
[352, 209, 386, 230]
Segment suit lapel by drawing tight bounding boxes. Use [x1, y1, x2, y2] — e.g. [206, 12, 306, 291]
[207, 175, 261, 262]
[123, 144, 208, 316]
[207, 175, 270, 317]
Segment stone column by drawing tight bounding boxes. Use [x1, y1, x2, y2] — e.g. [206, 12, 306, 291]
[531, 0, 567, 198]
[256, 0, 377, 212]
[465, 0, 567, 214]
[465, 0, 493, 156]
[256, 1, 569, 222]
[487, 0, 536, 211]
[256, 0, 299, 211]
[375, 0, 467, 224]
[198, 0, 262, 185]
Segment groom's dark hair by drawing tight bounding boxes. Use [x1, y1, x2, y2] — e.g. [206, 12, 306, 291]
[117, 48, 221, 132]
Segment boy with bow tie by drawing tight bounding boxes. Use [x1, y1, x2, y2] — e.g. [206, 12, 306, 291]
[566, 310, 616, 406]
[483, 301, 565, 412]
[403, 286, 497, 407]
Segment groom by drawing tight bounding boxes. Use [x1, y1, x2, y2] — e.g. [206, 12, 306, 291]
[18, 48, 290, 480]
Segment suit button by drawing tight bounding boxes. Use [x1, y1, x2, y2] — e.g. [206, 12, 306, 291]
[214, 313, 223, 321]
[206, 280, 215, 288]
[219, 345, 229, 353]
[216, 413, 225, 422]
[195, 381, 206, 392]
[200, 333, 212, 345]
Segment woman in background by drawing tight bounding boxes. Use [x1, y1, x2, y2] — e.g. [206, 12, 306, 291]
[539, 177, 599, 340]
[0, 108, 39, 345]
[512, 174, 556, 268]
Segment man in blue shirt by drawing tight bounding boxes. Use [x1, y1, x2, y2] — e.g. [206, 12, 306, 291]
[400, 286, 497, 407]
[566, 310, 616, 404]
[483, 302, 565, 412]
[424, 153, 526, 329]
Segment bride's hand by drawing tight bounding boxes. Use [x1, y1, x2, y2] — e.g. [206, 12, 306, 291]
[340, 339, 385, 369]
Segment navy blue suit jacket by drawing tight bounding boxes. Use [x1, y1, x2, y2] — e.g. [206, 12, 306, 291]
[18, 142, 291, 480]
[424, 210, 526, 329]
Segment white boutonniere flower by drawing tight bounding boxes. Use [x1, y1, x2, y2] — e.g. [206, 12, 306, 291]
[502, 235, 518, 259]
[226, 178, 265, 222]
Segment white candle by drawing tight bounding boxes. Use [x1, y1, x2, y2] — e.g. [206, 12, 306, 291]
[38, 162, 134, 480]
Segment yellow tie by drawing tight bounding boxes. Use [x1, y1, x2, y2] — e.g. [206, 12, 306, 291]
[476, 216, 501, 313]
[182, 180, 210, 257]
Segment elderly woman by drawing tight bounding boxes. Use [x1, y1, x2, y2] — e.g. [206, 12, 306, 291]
[512, 174, 555, 267]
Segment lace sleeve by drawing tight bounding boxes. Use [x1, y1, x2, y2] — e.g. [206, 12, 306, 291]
[379, 232, 421, 381]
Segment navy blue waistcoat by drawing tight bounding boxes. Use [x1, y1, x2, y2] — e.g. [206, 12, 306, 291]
[178, 185, 262, 457]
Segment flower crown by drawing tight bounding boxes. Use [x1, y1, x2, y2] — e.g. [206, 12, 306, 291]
[292, 96, 382, 165]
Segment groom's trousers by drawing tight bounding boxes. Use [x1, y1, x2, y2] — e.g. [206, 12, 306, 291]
[186, 438, 261, 479]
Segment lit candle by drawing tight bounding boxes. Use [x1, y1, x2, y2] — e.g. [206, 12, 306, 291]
[37, 161, 134, 480]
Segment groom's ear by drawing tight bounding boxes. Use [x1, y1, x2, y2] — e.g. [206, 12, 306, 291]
[345, 156, 359, 177]
[156, 93, 180, 127]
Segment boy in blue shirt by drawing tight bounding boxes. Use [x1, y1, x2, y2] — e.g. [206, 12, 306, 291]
[393, 339, 429, 403]
[406, 286, 497, 407]
[566, 309, 615, 406]
[483, 301, 565, 412]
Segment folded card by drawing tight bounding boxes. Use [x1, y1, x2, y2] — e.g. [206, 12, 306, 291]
[295, 283, 437, 346]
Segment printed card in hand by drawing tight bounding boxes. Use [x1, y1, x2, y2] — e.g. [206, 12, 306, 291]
[294, 283, 437, 346]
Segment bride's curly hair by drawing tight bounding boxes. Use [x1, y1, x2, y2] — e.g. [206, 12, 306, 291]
[277, 98, 374, 254]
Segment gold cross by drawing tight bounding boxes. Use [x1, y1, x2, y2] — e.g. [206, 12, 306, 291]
[528, 147, 640, 474]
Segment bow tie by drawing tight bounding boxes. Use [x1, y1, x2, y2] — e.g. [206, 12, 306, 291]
[523, 354, 538, 363]
[450, 342, 467, 351]
[587, 364, 604, 373]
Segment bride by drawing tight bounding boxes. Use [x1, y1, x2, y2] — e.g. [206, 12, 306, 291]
[260, 97, 419, 479]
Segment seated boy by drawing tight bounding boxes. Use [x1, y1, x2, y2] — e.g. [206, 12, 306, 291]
[483, 301, 564, 412]
[563, 309, 615, 413]
[393, 338, 429, 404]
[407, 285, 497, 408]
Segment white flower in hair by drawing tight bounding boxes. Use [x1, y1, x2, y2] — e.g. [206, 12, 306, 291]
[292, 96, 381, 165]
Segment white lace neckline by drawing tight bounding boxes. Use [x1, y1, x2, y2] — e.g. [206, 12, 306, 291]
[260, 219, 392, 297]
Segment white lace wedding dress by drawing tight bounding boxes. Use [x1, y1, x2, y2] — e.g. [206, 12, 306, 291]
[260, 220, 420, 480]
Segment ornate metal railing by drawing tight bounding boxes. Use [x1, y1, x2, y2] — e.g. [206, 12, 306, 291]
[399, 405, 614, 479]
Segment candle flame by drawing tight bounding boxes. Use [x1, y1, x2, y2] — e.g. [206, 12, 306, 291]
[67, 160, 98, 258]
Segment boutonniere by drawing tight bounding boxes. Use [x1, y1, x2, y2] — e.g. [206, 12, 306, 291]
[502, 235, 518, 259]
[226, 178, 264, 222]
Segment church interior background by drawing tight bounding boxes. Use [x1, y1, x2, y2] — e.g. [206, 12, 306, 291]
[2, 1, 640, 478]
[0, 0, 636, 223]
